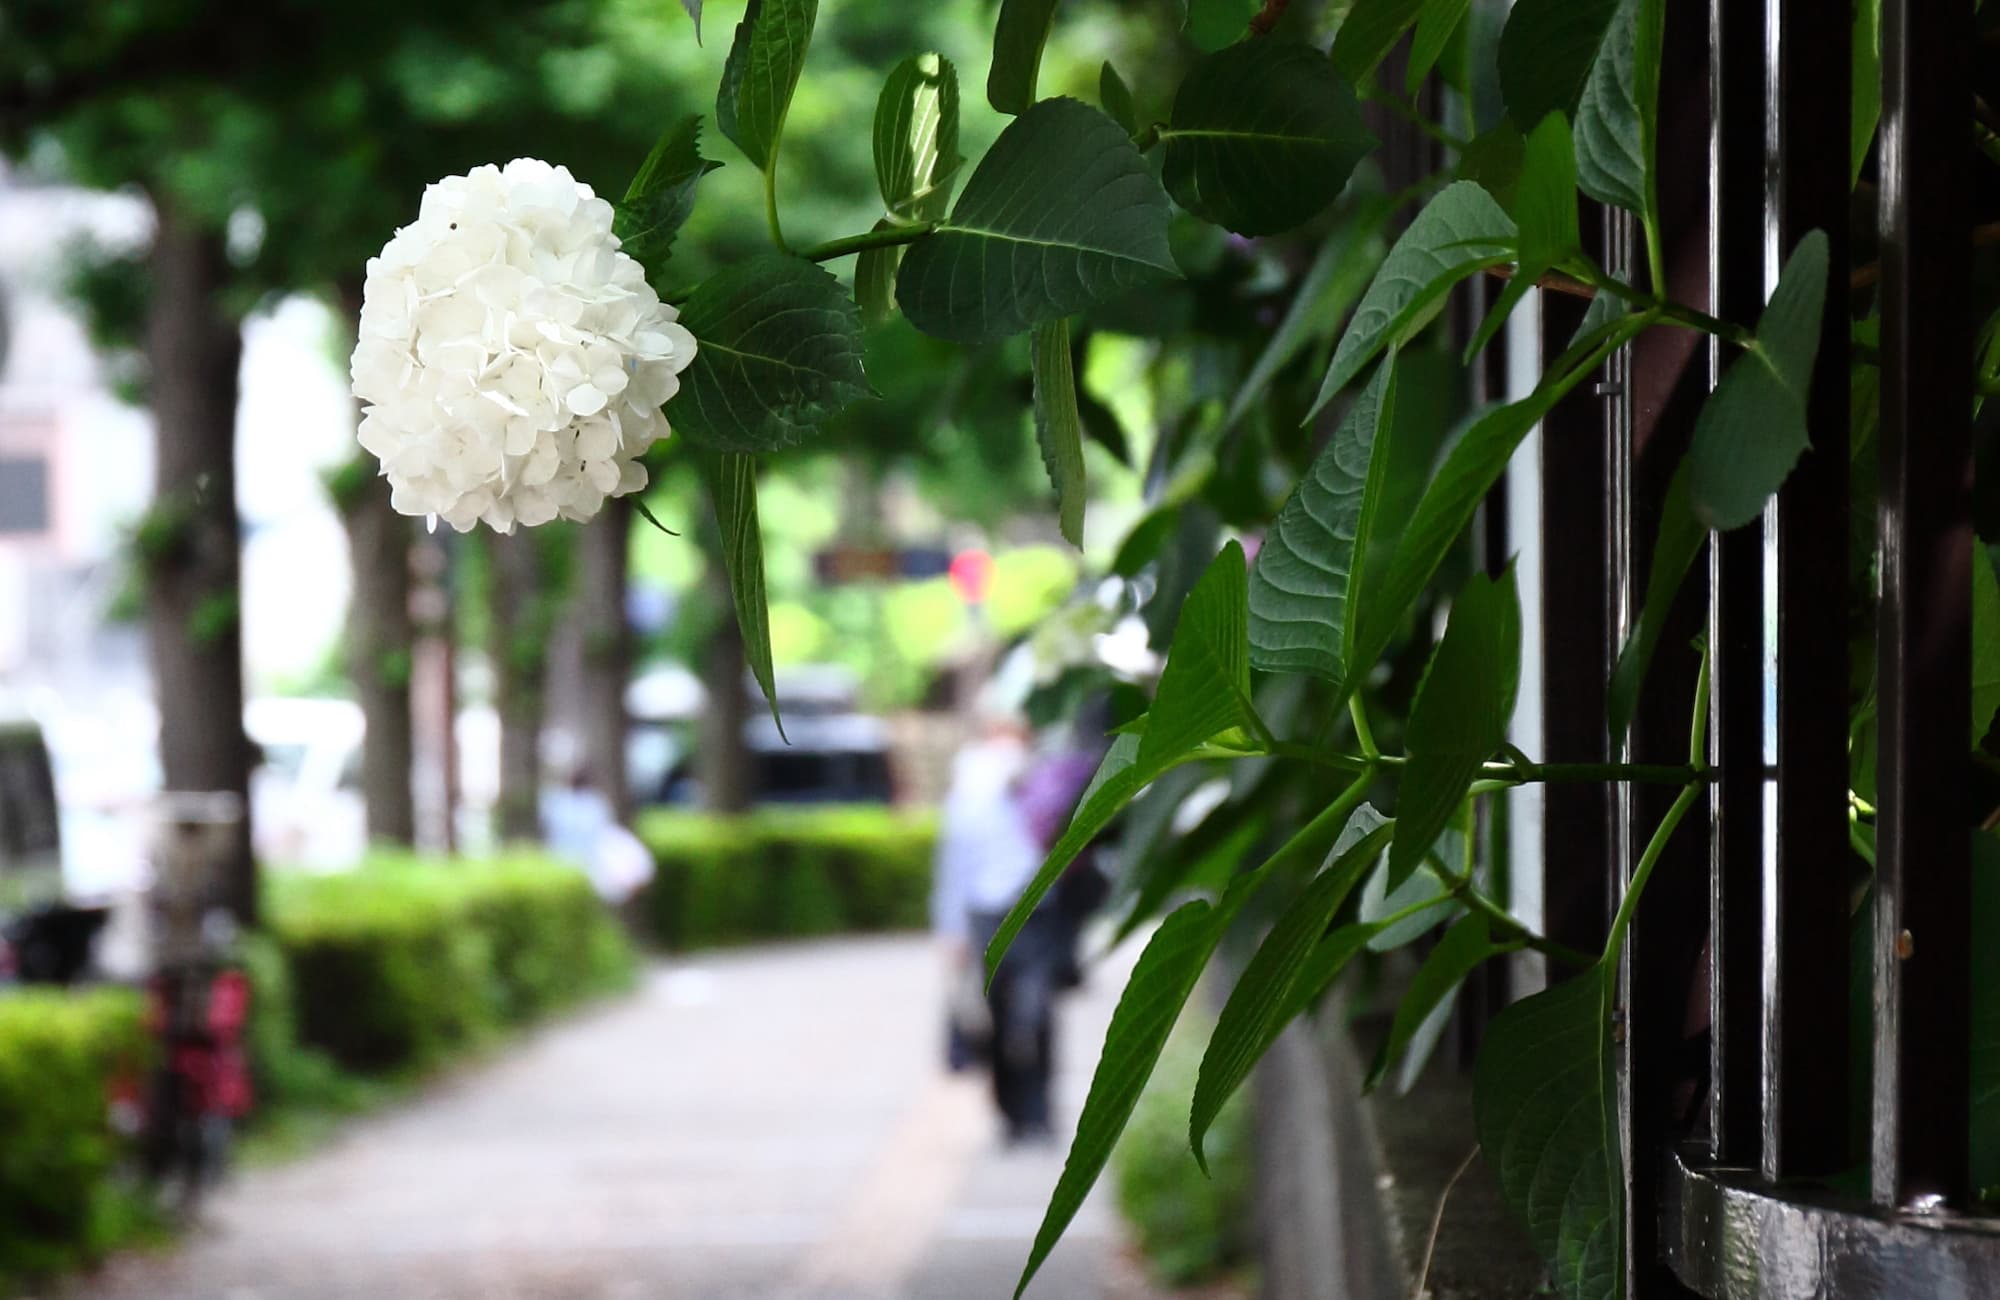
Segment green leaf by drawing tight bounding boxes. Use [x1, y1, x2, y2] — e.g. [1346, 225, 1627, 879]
[1474, 966, 1621, 1300]
[698, 452, 783, 734]
[1406, 0, 1474, 94]
[1851, 0, 1882, 187]
[1359, 833, 1459, 950]
[1367, 912, 1495, 1089]
[1190, 810, 1393, 1163]
[1031, 318, 1087, 546]
[1015, 885, 1248, 1298]
[854, 222, 898, 327]
[1607, 459, 1704, 745]
[1100, 60, 1138, 133]
[716, 0, 818, 172]
[1389, 568, 1521, 887]
[1464, 112, 1580, 361]
[1185, 0, 1261, 53]
[875, 53, 962, 221]
[1456, 122, 1526, 209]
[1307, 182, 1514, 420]
[1571, 0, 1643, 212]
[1975, 547, 2000, 742]
[1141, 541, 1263, 771]
[1330, 0, 1426, 84]
[1161, 39, 1377, 237]
[1249, 356, 1399, 684]
[897, 98, 1177, 345]
[1225, 196, 1394, 432]
[986, 734, 1203, 977]
[988, 0, 1059, 115]
[1688, 229, 1830, 530]
[669, 254, 869, 453]
[1348, 307, 1645, 707]
[681, 0, 703, 42]
[615, 116, 723, 283]
[1496, 0, 1621, 128]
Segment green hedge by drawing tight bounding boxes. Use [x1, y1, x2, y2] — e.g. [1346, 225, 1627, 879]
[637, 806, 937, 948]
[0, 987, 152, 1281]
[264, 854, 635, 1076]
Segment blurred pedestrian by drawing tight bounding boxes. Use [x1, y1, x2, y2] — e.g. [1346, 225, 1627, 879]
[932, 713, 1101, 1144]
[542, 766, 654, 907]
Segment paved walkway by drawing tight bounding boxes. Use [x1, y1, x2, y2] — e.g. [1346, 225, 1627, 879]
[59, 936, 1164, 1300]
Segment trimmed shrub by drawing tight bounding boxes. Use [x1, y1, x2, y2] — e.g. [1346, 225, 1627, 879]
[264, 853, 635, 1075]
[0, 987, 152, 1282]
[636, 806, 937, 949]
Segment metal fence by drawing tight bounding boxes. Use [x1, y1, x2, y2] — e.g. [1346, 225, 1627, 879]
[1525, 1, 1988, 1295]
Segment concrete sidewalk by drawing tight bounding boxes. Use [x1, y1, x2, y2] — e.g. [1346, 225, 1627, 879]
[59, 936, 1167, 1300]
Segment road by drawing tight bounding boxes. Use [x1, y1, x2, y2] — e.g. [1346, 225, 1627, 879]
[59, 935, 1166, 1300]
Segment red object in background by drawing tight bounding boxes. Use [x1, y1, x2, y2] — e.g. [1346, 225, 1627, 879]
[948, 549, 993, 605]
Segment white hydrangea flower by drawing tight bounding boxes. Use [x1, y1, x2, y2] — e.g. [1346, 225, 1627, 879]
[350, 158, 696, 533]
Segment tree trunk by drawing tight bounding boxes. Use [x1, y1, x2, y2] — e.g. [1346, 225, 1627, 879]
[575, 500, 634, 823]
[144, 201, 255, 923]
[485, 529, 547, 843]
[337, 466, 417, 846]
[698, 556, 753, 814]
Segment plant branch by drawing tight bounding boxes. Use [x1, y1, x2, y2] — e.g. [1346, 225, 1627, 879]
[800, 221, 938, 263]
[1349, 696, 1380, 759]
[1483, 262, 1598, 301]
[1604, 780, 1704, 972]
[763, 163, 787, 252]
[1266, 741, 1708, 787]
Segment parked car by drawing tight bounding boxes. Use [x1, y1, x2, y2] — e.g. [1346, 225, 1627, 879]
[0, 713, 109, 982]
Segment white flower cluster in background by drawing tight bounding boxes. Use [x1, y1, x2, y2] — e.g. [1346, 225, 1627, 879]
[350, 159, 696, 532]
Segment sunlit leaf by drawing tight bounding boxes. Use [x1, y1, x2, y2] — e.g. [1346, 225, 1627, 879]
[1140, 541, 1262, 771]
[1031, 317, 1087, 546]
[1474, 966, 1621, 1300]
[875, 53, 962, 221]
[988, 0, 1059, 114]
[1330, 0, 1425, 84]
[1225, 195, 1394, 432]
[1249, 357, 1398, 684]
[698, 452, 782, 732]
[1015, 883, 1251, 1297]
[1389, 568, 1520, 888]
[1189, 810, 1392, 1162]
[897, 98, 1176, 344]
[670, 254, 869, 453]
[854, 223, 898, 327]
[615, 116, 723, 285]
[1161, 39, 1376, 236]
[717, 0, 818, 172]
[1406, 0, 1474, 94]
[1688, 230, 1830, 529]
[1307, 182, 1514, 420]
[1571, 0, 1643, 212]
[1366, 912, 1496, 1089]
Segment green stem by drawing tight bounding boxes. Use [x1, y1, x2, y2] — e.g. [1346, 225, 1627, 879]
[800, 221, 938, 263]
[1458, 885, 1596, 968]
[1570, 265, 1754, 348]
[1688, 639, 1712, 767]
[764, 163, 787, 252]
[1265, 742, 1707, 787]
[1133, 123, 1163, 152]
[1603, 781, 1705, 972]
[1349, 697, 1380, 759]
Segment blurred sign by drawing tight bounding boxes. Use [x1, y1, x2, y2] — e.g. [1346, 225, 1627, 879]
[813, 546, 953, 583]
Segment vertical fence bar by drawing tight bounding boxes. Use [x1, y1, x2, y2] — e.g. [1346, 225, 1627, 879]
[1706, 0, 1766, 1174]
[1765, 0, 1856, 1184]
[1619, 10, 1713, 1294]
[1871, 0, 1975, 1210]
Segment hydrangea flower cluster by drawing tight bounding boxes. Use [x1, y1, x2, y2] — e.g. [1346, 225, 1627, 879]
[350, 159, 697, 532]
